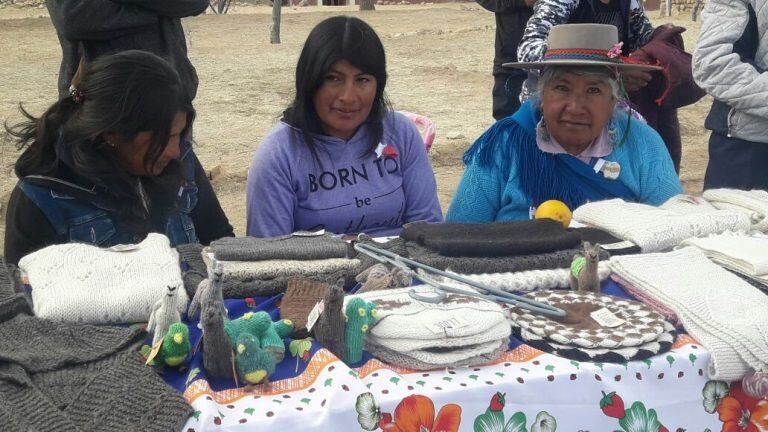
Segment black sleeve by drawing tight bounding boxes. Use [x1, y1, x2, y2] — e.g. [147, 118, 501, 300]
[476, 0, 530, 13]
[190, 158, 235, 245]
[112, 0, 209, 18]
[3, 186, 63, 266]
[50, 0, 160, 41]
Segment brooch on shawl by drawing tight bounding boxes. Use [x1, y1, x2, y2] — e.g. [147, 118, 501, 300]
[594, 159, 621, 180]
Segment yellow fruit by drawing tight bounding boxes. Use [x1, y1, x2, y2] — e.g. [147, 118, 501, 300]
[534, 200, 572, 228]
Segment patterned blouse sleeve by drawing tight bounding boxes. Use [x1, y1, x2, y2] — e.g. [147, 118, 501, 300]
[517, 0, 580, 62]
[628, 0, 654, 51]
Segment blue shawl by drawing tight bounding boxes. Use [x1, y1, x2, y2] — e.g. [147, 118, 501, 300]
[463, 100, 638, 209]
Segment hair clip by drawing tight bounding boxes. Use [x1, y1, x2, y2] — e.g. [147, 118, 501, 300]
[68, 85, 84, 104]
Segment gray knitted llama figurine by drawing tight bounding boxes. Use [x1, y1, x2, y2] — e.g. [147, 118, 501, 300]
[569, 242, 601, 293]
[188, 264, 227, 321]
[201, 279, 235, 381]
[147, 285, 182, 345]
[313, 280, 346, 360]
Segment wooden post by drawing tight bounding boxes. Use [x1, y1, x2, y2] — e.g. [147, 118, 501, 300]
[270, 0, 282, 44]
[360, 0, 375, 11]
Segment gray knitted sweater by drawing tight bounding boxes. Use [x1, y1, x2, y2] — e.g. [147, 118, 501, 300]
[0, 260, 192, 431]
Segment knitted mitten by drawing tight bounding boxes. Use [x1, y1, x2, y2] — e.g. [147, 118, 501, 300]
[312, 282, 346, 360]
[281, 278, 330, 338]
[344, 299, 377, 364]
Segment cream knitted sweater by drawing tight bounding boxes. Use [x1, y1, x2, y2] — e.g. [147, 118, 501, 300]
[19, 234, 187, 324]
[573, 198, 751, 252]
[610, 247, 768, 380]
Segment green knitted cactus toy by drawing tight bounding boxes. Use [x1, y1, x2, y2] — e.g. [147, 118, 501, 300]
[273, 319, 294, 338]
[224, 311, 272, 349]
[224, 312, 291, 363]
[344, 298, 377, 364]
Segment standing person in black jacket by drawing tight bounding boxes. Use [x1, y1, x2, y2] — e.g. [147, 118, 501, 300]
[477, 0, 535, 120]
[45, 0, 208, 102]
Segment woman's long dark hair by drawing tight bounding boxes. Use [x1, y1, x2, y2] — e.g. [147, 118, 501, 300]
[6, 50, 195, 230]
[283, 16, 391, 159]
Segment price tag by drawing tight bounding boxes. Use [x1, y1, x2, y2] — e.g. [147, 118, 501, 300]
[145, 340, 163, 365]
[590, 308, 625, 328]
[306, 301, 324, 332]
[600, 240, 637, 250]
[426, 316, 470, 334]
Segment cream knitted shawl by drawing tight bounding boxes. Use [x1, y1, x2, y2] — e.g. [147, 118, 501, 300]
[610, 247, 768, 380]
[677, 232, 768, 280]
[573, 198, 751, 252]
[19, 234, 187, 324]
[703, 189, 768, 233]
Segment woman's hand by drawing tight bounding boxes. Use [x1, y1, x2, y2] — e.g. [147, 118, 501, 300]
[622, 69, 652, 93]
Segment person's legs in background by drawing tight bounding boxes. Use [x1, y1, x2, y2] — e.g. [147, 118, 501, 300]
[704, 132, 768, 190]
[492, 70, 527, 120]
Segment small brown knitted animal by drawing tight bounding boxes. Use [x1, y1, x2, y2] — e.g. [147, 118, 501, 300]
[312, 279, 346, 360]
[355, 264, 412, 294]
[569, 242, 601, 293]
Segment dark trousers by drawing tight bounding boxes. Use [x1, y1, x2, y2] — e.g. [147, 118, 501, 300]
[704, 132, 768, 190]
[492, 70, 527, 120]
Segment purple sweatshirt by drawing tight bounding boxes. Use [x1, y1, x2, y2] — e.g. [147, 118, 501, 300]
[246, 111, 443, 237]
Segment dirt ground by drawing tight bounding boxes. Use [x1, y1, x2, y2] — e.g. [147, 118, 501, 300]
[0, 3, 710, 243]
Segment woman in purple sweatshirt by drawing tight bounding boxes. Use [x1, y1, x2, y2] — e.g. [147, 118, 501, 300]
[246, 16, 443, 238]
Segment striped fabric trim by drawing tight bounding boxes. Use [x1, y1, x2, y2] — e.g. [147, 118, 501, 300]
[544, 48, 622, 63]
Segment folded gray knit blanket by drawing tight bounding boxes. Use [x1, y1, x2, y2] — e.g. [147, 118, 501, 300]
[215, 258, 361, 298]
[406, 242, 609, 274]
[401, 219, 580, 257]
[211, 233, 350, 261]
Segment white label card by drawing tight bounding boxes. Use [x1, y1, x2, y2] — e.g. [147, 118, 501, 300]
[426, 316, 471, 334]
[590, 307, 626, 328]
[599, 240, 637, 250]
[306, 301, 324, 332]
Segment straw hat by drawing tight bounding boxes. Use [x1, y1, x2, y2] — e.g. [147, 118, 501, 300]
[503, 23, 661, 71]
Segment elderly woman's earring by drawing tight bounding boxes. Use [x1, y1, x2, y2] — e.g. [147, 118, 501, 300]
[607, 119, 618, 145]
[540, 119, 551, 142]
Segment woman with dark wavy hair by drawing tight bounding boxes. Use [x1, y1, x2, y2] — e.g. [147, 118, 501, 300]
[246, 16, 442, 238]
[4, 50, 233, 265]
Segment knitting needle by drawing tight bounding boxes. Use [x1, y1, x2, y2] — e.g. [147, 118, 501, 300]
[353, 242, 565, 317]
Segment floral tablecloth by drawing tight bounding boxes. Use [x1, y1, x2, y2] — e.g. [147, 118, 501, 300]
[166, 282, 760, 432]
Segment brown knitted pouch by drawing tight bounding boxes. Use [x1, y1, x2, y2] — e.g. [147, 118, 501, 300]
[281, 278, 330, 338]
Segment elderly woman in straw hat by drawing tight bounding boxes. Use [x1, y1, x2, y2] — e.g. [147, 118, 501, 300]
[447, 24, 682, 223]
